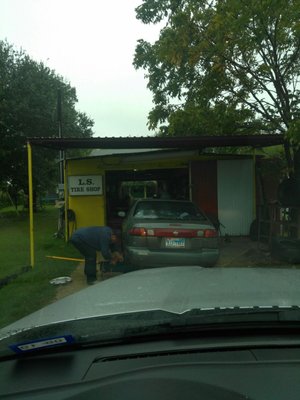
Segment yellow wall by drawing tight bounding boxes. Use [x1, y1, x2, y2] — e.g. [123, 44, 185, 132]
[67, 158, 106, 228]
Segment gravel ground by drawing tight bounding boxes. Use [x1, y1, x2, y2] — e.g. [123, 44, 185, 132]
[54, 237, 292, 300]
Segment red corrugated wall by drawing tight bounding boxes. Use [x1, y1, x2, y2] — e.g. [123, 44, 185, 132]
[191, 160, 218, 222]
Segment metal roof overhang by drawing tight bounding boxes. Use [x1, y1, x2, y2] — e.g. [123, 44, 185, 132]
[27, 134, 285, 150]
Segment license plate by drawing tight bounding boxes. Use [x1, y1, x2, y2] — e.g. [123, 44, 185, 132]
[165, 238, 185, 248]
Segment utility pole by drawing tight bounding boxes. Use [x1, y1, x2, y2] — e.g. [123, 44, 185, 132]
[57, 88, 65, 198]
[57, 88, 64, 187]
[55, 88, 66, 239]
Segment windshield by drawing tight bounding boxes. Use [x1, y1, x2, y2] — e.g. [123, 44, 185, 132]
[133, 201, 206, 221]
[1, 0, 300, 363]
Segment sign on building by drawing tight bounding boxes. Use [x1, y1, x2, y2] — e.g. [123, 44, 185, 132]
[68, 175, 103, 196]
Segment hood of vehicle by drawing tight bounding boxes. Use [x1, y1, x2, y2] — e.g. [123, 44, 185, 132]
[1, 266, 300, 337]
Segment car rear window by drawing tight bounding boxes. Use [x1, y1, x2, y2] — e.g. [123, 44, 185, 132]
[133, 201, 206, 221]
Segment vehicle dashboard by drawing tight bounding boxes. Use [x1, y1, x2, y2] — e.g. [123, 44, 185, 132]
[1, 332, 300, 399]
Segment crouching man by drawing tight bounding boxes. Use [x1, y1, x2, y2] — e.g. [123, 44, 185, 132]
[70, 226, 123, 285]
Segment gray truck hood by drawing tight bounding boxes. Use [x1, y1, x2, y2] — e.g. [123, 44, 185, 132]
[1, 266, 300, 340]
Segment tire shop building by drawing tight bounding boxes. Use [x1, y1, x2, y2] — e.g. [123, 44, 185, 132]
[27, 134, 285, 266]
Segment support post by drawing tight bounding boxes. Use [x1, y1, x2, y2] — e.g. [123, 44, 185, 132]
[188, 161, 193, 201]
[64, 159, 68, 242]
[253, 148, 256, 219]
[27, 142, 34, 267]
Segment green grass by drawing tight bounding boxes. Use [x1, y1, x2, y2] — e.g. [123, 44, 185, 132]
[0, 206, 81, 328]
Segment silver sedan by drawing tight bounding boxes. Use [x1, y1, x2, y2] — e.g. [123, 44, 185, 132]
[121, 199, 220, 268]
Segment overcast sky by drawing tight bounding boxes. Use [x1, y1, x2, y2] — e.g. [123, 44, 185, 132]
[0, 0, 161, 137]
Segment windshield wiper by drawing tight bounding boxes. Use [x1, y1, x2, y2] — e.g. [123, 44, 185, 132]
[121, 306, 300, 339]
[173, 306, 300, 326]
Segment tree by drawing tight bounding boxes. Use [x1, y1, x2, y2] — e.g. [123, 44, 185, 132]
[0, 40, 94, 203]
[133, 0, 300, 164]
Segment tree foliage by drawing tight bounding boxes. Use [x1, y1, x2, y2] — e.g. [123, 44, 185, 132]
[0, 40, 94, 200]
[134, 0, 300, 143]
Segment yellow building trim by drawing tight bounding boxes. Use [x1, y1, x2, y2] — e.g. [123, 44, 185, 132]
[68, 152, 253, 173]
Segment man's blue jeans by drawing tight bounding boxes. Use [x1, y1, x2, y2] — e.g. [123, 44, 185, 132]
[70, 237, 97, 282]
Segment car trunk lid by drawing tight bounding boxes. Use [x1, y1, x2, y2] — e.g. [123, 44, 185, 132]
[128, 220, 218, 250]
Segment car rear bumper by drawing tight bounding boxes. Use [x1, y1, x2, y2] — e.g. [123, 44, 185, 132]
[125, 247, 220, 268]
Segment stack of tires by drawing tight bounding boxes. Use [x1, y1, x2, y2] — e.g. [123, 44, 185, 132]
[271, 237, 300, 264]
[271, 177, 300, 264]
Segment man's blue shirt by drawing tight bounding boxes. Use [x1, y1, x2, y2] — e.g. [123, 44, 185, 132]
[71, 226, 113, 260]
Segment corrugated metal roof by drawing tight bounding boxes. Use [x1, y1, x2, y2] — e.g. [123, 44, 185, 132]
[27, 134, 285, 150]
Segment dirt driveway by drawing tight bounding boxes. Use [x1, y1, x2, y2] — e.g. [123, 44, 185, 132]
[54, 237, 286, 301]
[216, 236, 278, 267]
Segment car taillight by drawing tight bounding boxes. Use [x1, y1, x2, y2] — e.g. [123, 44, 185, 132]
[204, 229, 218, 238]
[129, 227, 147, 236]
[128, 227, 218, 238]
